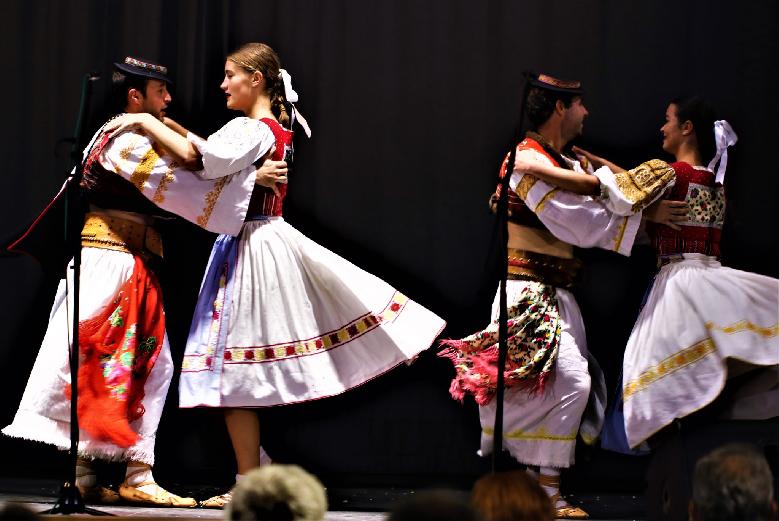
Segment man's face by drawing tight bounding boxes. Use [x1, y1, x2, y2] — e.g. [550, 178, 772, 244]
[136, 79, 171, 119]
[561, 96, 588, 141]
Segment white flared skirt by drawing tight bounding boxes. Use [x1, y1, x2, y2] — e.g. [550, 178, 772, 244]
[622, 254, 779, 448]
[180, 217, 446, 408]
[2, 248, 173, 464]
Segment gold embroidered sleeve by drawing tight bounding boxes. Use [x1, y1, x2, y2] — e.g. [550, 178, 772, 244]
[151, 162, 177, 204]
[129, 147, 161, 191]
[515, 174, 538, 200]
[534, 188, 560, 213]
[611, 159, 675, 213]
[196, 176, 230, 227]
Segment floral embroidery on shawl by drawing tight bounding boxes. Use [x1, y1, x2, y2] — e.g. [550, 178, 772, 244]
[66, 256, 165, 448]
[438, 282, 561, 405]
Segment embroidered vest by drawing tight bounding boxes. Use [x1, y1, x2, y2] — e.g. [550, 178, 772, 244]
[247, 118, 295, 217]
[493, 135, 570, 230]
[648, 161, 724, 258]
[80, 131, 169, 217]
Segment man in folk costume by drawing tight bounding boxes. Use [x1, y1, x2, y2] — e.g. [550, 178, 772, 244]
[506, 95, 778, 455]
[440, 73, 677, 519]
[3, 57, 279, 506]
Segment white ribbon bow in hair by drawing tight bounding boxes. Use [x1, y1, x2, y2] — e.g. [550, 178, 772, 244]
[279, 68, 312, 138]
[707, 120, 737, 184]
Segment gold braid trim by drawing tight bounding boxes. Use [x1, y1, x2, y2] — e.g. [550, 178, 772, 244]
[705, 320, 779, 338]
[152, 162, 177, 204]
[613, 216, 630, 253]
[483, 426, 577, 442]
[624, 338, 716, 401]
[515, 174, 538, 200]
[534, 188, 559, 213]
[196, 177, 229, 227]
[129, 146, 160, 191]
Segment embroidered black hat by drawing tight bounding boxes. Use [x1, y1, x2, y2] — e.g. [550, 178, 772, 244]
[113, 56, 171, 84]
[527, 72, 582, 95]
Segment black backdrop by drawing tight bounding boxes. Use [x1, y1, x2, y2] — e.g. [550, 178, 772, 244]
[0, 0, 777, 493]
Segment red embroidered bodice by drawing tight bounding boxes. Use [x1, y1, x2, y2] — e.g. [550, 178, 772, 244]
[247, 118, 294, 217]
[494, 137, 564, 229]
[648, 161, 725, 258]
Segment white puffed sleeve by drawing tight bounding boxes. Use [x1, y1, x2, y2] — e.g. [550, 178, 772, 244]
[188, 117, 276, 179]
[100, 131, 255, 236]
[509, 149, 642, 256]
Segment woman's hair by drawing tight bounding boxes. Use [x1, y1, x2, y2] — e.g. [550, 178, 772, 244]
[670, 95, 716, 164]
[228, 42, 290, 127]
[471, 471, 555, 521]
[388, 490, 482, 521]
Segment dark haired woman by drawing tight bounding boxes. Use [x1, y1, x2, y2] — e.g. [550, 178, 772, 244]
[528, 97, 779, 451]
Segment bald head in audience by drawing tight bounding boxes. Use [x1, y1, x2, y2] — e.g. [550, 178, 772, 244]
[690, 443, 777, 521]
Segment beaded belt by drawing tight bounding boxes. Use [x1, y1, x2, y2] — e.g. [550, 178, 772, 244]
[507, 248, 582, 289]
[657, 253, 685, 267]
[81, 213, 163, 259]
[245, 214, 271, 221]
[245, 213, 282, 222]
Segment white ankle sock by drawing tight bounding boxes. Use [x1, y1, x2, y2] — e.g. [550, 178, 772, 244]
[539, 467, 564, 507]
[75, 463, 96, 488]
[125, 464, 154, 486]
[259, 446, 273, 466]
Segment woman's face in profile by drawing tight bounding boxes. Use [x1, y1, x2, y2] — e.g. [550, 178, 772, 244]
[221, 60, 257, 113]
[661, 103, 684, 155]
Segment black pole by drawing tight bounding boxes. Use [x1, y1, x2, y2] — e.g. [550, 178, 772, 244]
[68, 70, 92, 490]
[491, 72, 532, 472]
[44, 72, 112, 516]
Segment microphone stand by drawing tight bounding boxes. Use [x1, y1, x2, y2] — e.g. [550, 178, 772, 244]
[491, 73, 531, 472]
[43, 72, 112, 516]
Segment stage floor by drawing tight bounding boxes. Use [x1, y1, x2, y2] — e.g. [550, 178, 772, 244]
[0, 492, 382, 520]
[0, 478, 646, 520]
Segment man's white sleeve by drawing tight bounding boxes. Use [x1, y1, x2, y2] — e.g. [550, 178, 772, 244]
[510, 149, 641, 256]
[100, 131, 255, 236]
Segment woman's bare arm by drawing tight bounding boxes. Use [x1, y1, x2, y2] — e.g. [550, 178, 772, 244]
[105, 113, 200, 167]
[572, 146, 626, 173]
[517, 158, 600, 195]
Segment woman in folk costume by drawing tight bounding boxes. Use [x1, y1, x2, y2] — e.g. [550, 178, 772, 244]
[108, 42, 446, 508]
[523, 96, 779, 451]
[437, 73, 679, 520]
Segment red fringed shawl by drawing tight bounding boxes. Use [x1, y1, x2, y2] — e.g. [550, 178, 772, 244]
[66, 256, 165, 448]
[438, 282, 561, 405]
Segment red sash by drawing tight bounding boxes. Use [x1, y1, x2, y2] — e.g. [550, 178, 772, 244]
[66, 256, 165, 448]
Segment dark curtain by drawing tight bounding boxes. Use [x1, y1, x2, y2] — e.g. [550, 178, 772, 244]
[0, 0, 776, 491]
